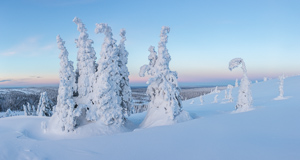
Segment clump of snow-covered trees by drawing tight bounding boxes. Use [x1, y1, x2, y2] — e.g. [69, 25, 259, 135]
[23, 102, 37, 116]
[139, 26, 190, 128]
[23, 92, 54, 117]
[229, 58, 252, 112]
[50, 17, 132, 132]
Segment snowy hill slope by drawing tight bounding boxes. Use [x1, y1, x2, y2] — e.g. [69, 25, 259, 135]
[0, 76, 299, 160]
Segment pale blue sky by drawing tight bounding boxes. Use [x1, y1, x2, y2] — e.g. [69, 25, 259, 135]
[0, 0, 299, 87]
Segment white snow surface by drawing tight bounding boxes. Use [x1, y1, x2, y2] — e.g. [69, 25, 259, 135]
[0, 76, 300, 160]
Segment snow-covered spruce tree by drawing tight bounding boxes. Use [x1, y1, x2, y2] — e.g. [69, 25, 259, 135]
[91, 23, 124, 125]
[37, 92, 54, 117]
[190, 100, 194, 104]
[118, 29, 132, 116]
[139, 26, 189, 128]
[199, 95, 204, 105]
[213, 95, 218, 103]
[23, 102, 36, 116]
[213, 86, 220, 93]
[73, 17, 96, 100]
[229, 58, 252, 111]
[235, 79, 239, 87]
[23, 104, 28, 116]
[51, 35, 77, 132]
[224, 90, 228, 99]
[227, 84, 234, 102]
[4, 108, 12, 117]
[274, 75, 285, 100]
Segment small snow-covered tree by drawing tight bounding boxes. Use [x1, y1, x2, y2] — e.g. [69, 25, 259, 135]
[213, 95, 218, 103]
[23, 104, 28, 116]
[118, 29, 132, 116]
[235, 79, 239, 87]
[224, 90, 228, 99]
[37, 92, 54, 117]
[91, 23, 124, 125]
[278, 75, 285, 98]
[274, 75, 285, 100]
[264, 77, 268, 82]
[23, 102, 36, 116]
[4, 108, 12, 117]
[213, 86, 220, 93]
[139, 26, 188, 128]
[73, 17, 96, 99]
[199, 95, 204, 105]
[190, 100, 194, 104]
[227, 84, 234, 102]
[52, 35, 77, 132]
[229, 58, 252, 111]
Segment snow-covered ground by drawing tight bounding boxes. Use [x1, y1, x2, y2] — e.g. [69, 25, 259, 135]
[0, 76, 299, 160]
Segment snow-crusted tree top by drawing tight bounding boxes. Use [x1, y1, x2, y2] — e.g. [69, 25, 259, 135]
[229, 58, 247, 74]
[73, 17, 95, 52]
[56, 35, 69, 58]
[95, 23, 113, 37]
[279, 74, 285, 80]
[73, 17, 87, 33]
[227, 84, 234, 89]
[157, 26, 171, 72]
[120, 28, 126, 43]
[139, 26, 173, 78]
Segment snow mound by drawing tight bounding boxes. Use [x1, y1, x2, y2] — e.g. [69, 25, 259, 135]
[139, 107, 191, 128]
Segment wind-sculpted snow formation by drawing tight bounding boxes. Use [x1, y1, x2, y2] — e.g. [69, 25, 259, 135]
[139, 26, 190, 128]
[229, 58, 252, 112]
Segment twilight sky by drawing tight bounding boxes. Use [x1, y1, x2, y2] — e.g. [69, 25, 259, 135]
[0, 0, 299, 87]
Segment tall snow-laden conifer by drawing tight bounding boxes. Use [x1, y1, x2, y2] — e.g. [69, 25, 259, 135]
[90, 23, 124, 125]
[229, 58, 252, 111]
[53, 35, 77, 132]
[73, 17, 96, 100]
[37, 92, 54, 117]
[118, 29, 132, 116]
[139, 26, 187, 128]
